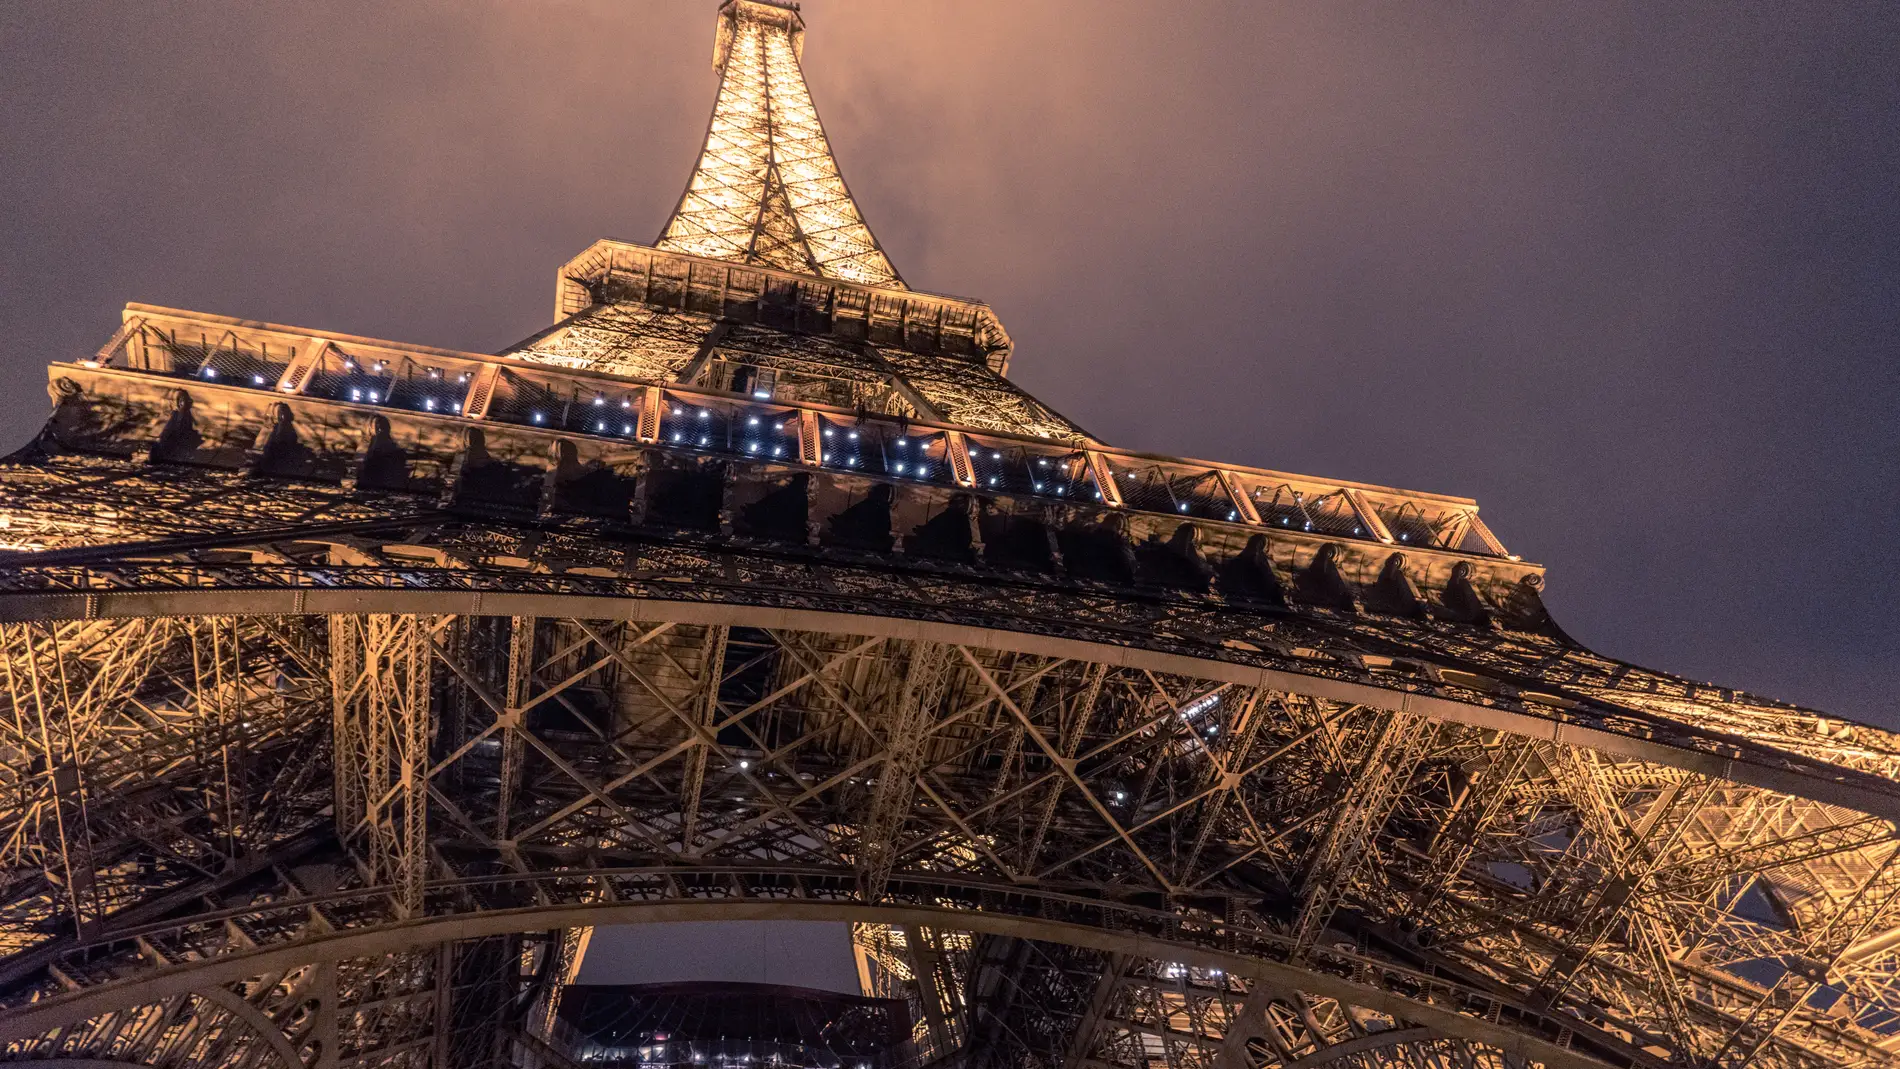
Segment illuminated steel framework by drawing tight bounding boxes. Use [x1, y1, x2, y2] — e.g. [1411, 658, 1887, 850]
[656, 0, 902, 287]
[2, 5, 1899, 1069]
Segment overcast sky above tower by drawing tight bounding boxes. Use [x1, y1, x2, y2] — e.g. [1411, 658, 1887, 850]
[2, 0, 1895, 725]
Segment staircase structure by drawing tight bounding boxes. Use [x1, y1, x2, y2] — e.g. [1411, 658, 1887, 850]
[1, 4, 1897, 1069]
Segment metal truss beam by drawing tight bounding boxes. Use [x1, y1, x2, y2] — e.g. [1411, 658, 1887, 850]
[3, 611, 1899, 1069]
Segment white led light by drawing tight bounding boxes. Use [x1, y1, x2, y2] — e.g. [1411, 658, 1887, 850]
[251, 374, 265, 385]
[772, 446, 784, 456]
[533, 412, 543, 423]
[203, 367, 217, 378]
[822, 428, 833, 438]
[848, 431, 859, 440]
[672, 433, 683, 442]
[748, 417, 760, 426]
[698, 409, 710, 419]
[424, 398, 436, 411]
[989, 477, 998, 486]
[1178, 503, 1189, 512]
[895, 462, 906, 473]
[1181, 693, 1221, 719]
[452, 402, 461, 412]
[593, 396, 604, 406]
[596, 421, 606, 431]
[623, 424, 633, 434]
[698, 436, 708, 446]
[350, 389, 360, 401]
[749, 443, 760, 452]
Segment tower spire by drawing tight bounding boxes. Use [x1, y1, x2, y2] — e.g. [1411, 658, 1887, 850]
[656, 0, 905, 289]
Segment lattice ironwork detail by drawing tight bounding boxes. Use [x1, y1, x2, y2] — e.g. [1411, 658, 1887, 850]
[1, 4, 1895, 1069]
[656, 1, 903, 288]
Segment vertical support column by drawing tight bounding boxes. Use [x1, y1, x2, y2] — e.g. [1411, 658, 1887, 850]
[463, 363, 503, 421]
[535, 925, 593, 1040]
[680, 625, 730, 855]
[329, 614, 433, 917]
[329, 621, 367, 857]
[902, 925, 959, 1062]
[312, 961, 340, 1069]
[638, 385, 664, 442]
[858, 642, 954, 902]
[1216, 469, 1261, 525]
[1292, 712, 1433, 957]
[1088, 452, 1123, 507]
[798, 409, 823, 466]
[496, 616, 536, 844]
[1344, 489, 1394, 543]
[945, 431, 976, 488]
[274, 340, 330, 395]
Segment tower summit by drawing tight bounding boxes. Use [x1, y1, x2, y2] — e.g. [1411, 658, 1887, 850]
[657, 0, 903, 287]
[2, 6, 1900, 1069]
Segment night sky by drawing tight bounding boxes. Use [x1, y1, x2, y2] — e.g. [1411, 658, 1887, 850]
[4, 2, 1896, 727]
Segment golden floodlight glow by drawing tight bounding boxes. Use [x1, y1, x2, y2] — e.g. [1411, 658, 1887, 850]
[656, 0, 904, 288]
[9, 4, 1900, 1067]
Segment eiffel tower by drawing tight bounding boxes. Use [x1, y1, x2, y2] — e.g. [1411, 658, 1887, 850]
[2, 4, 1897, 1069]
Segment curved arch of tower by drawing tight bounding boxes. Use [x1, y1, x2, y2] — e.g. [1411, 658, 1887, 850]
[2, 5, 1897, 1069]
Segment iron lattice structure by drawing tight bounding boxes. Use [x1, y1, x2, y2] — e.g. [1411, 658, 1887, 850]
[2, 5, 1899, 1069]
